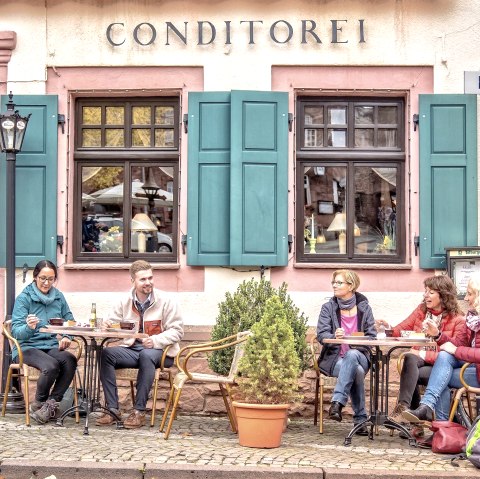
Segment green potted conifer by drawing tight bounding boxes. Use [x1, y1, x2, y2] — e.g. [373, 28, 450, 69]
[232, 295, 300, 448]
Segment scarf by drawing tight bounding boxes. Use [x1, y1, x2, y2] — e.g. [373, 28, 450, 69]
[32, 282, 57, 306]
[337, 295, 356, 311]
[466, 309, 480, 333]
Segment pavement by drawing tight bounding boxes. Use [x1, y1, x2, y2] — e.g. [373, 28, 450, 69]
[0, 412, 478, 479]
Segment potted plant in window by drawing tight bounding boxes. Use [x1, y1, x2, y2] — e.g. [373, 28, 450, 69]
[232, 295, 301, 448]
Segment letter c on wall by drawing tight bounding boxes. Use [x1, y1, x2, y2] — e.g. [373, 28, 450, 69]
[106, 23, 126, 46]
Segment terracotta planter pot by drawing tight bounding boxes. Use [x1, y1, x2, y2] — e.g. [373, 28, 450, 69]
[233, 401, 289, 448]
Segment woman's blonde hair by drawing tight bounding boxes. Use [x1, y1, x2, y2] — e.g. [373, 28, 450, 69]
[332, 269, 360, 292]
[467, 273, 480, 311]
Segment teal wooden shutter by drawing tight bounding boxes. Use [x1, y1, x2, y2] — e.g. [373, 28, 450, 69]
[0, 95, 58, 267]
[230, 91, 288, 266]
[187, 92, 231, 265]
[419, 94, 477, 269]
[187, 90, 289, 266]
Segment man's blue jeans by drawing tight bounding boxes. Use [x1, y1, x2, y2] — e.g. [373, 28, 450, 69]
[420, 350, 480, 420]
[332, 348, 369, 423]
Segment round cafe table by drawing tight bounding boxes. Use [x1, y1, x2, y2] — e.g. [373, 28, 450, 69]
[323, 336, 435, 446]
[40, 326, 147, 435]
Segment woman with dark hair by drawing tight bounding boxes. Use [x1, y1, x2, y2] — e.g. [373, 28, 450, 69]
[377, 275, 465, 424]
[317, 269, 377, 435]
[11, 260, 77, 425]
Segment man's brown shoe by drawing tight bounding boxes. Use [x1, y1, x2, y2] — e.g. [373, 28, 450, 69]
[95, 409, 121, 426]
[124, 409, 146, 429]
[389, 402, 408, 423]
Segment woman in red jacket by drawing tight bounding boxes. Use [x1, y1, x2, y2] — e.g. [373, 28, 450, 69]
[377, 275, 465, 423]
[402, 274, 480, 423]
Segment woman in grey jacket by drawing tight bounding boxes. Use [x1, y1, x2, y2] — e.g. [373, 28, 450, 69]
[316, 269, 377, 435]
[11, 260, 77, 425]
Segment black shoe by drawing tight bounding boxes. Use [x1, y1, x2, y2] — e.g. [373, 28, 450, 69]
[328, 401, 343, 422]
[401, 404, 434, 424]
[354, 424, 369, 436]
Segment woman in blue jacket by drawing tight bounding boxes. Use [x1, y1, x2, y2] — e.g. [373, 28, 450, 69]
[11, 260, 77, 425]
[317, 269, 377, 435]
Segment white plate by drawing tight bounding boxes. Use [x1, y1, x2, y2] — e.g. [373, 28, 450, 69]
[343, 335, 374, 341]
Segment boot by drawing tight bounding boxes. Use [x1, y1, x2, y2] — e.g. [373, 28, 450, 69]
[31, 399, 59, 425]
[328, 401, 343, 422]
[402, 404, 434, 424]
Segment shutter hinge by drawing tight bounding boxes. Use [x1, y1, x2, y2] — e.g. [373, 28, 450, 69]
[413, 113, 419, 132]
[183, 113, 188, 134]
[57, 235, 64, 254]
[288, 234, 293, 253]
[288, 113, 294, 132]
[58, 114, 66, 134]
[414, 235, 420, 256]
[22, 263, 29, 283]
[181, 234, 187, 254]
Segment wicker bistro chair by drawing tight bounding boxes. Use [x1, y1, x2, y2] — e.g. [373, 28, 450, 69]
[1, 319, 83, 426]
[448, 362, 480, 424]
[111, 344, 173, 427]
[159, 330, 252, 440]
[310, 337, 337, 433]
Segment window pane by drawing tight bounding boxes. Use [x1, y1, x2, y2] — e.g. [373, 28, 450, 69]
[303, 165, 347, 255]
[328, 107, 346, 125]
[305, 107, 323, 125]
[355, 106, 374, 125]
[355, 128, 374, 147]
[82, 106, 101, 125]
[155, 106, 174, 125]
[155, 129, 175, 147]
[132, 106, 151, 125]
[305, 129, 323, 147]
[378, 129, 397, 147]
[378, 106, 397, 124]
[106, 107, 124, 125]
[82, 129, 101, 147]
[81, 166, 124, 253]
[105, 129, 124, 147]
[131, 166, 174, 254]
[132, 128, 151, 147]
[353, 166, 397, 255]
[327, 129, 346, 147]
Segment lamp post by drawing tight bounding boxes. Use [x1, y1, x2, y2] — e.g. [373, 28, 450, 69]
[0, 92, 31, 411]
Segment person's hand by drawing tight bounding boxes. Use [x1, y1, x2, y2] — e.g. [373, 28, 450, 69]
[103, 318, 113, 328]
[26, 314, 39, 330]
[142, 337, 154, 349]
[422, 317, 439, 337]
[335, 328, 345, 339]
[440, 342, 457, 355]
[375, 319, 390, 331]
[58, 337, 71, 350]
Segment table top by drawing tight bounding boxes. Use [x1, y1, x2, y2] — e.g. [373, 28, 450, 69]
[323, 337, 435, 347]
[39, 326, 148, 340]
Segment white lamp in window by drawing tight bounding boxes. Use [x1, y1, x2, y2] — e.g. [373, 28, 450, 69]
[327, 212, 346, 254]
[132, 213, 157, 253]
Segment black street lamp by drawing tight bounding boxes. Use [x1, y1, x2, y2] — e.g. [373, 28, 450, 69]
[0, 92, 31, 411]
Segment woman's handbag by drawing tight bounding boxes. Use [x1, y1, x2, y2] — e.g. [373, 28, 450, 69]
[430, 420, 468, 454]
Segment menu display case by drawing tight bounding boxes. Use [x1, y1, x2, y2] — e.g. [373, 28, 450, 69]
[446, 247, 480, 299]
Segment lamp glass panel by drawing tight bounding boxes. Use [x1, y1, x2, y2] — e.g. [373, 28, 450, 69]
[303, 165, 347, 254]
[353, 166, 397, 255]
[80, 166, 124, 254]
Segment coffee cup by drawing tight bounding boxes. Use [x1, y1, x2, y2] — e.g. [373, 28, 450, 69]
[385, 329, 394, 338]
[120, 321, 135, 330]
[49, 318, 64, 326]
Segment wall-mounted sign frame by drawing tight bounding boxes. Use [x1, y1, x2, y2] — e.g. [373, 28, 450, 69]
[446, 247, 480, 299]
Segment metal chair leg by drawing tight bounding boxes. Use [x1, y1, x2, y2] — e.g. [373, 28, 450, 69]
[159, 383, 175, 433]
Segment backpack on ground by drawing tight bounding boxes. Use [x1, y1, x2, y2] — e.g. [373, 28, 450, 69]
[465, 415, 480, 468]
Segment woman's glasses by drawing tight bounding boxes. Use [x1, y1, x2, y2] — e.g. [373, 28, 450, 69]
[331, 281, 349, 286]
[37, 276, 56, 283]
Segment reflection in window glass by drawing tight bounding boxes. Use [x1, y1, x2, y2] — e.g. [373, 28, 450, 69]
[106, 107, 124, 125]
[305, 107, 323, 125]
[155, 107, 174, 125]
[81, 166, 124, 253]
[305, 129, 323, 147]
[328, 107, 346, 125]
[155, 129, 175, 148]
[130, 166, 174, 254]
[132, 129, 151, 147]
[327, 129, 346, 147]
[303, 165, 347, 255]
[82, 129, 101, 147]
[106, 129, 124, 147]
[355, 129, 374, 147]
[378, 106, 397, 124]
[355, 106, 374, 125]
[132, 106, 151, 125]
[83, 107, 101, 125]
[353, 166, 397, 256]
